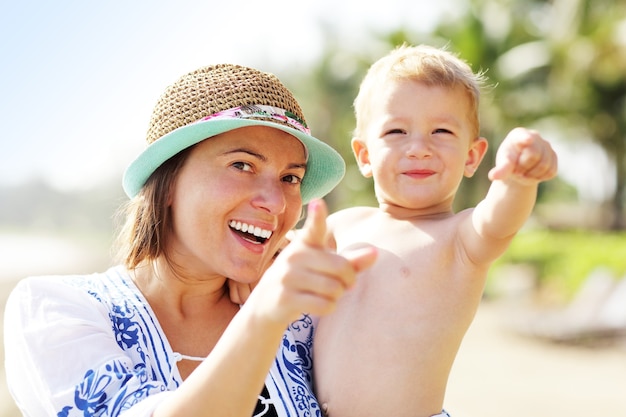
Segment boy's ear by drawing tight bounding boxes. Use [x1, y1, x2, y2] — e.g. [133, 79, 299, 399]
[464, 137, 489, 177]
[351, 137, 373, 178]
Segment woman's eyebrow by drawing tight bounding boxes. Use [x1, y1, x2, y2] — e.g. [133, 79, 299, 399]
[222, 148, 307, 170]
[222, 147, 266, 161]
[289, 162, 307, 170]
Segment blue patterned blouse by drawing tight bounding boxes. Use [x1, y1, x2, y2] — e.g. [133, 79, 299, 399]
[4, 266, 322, 417]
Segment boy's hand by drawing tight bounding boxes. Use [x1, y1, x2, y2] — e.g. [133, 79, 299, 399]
[488, 127, 558, 185]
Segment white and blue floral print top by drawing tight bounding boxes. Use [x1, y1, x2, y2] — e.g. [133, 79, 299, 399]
[4, 266, 321, 417]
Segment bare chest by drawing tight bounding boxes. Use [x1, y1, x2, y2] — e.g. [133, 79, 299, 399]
[333, 219, 483, 325]
[336, 220, 454, 286]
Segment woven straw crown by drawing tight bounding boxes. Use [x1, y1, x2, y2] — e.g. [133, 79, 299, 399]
[146, 64, 306, 144]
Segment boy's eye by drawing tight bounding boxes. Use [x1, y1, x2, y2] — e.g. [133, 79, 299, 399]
[433, 128, 453, 135]
[283, 174, 303, 185]
[232, 161, 253, 172]
[385, 128, 406, 135]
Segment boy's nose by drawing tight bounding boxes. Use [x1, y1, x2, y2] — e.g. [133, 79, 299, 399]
[406, 135, 432, 158]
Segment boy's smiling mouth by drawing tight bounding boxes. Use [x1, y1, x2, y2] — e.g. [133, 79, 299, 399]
[405, 169, 435, 179]
[229, 220, 273, 244]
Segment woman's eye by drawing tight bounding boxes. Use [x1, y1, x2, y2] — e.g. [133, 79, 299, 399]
[283, 174, 303, 185]
[232, 161, 253, 172]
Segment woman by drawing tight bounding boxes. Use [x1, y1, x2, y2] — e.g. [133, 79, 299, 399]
[4, 64, 377, 417]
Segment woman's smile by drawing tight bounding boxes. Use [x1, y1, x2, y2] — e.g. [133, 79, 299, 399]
[228, 220, 274, 244]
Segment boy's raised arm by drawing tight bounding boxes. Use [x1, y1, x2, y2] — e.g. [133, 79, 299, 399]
[466, 127, 558, 263]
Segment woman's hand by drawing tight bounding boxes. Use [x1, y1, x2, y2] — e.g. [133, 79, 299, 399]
[228, 236, 290, 304]
[245, 199, 377, 325]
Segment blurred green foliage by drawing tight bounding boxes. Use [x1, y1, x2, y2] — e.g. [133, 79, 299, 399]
[491, 228, 626, 300]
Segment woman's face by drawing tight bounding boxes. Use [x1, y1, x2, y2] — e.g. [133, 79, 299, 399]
[166, 126, 307, 283]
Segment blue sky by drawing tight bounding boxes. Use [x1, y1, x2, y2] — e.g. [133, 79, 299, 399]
[0, 0, 453, 191]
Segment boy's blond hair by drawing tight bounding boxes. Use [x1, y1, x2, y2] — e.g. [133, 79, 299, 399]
[353, 44, 486, 138]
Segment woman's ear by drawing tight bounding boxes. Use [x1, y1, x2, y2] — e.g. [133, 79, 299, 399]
[351, 137, 373, 178]
[464, 137, 489, 177]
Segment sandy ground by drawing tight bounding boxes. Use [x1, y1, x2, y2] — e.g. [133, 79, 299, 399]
[445, 302, 626, 416]
[1, 234, 625, 417]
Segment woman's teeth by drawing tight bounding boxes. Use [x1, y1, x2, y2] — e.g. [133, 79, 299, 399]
[229, 220, 273, 243]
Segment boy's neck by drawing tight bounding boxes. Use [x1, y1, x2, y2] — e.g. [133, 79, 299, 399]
[378, 202, 455, 221]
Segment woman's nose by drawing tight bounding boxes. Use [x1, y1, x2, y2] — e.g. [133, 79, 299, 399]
[252, 180, 286, 214]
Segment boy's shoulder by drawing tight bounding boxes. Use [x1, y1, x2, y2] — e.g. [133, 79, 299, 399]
[329, 206, 378, 223]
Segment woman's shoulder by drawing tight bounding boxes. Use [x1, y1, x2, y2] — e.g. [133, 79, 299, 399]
[10, 265, 136, 307]
[5, 267, 135, 335]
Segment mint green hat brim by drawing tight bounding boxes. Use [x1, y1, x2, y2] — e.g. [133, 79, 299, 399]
[123, 118, 345, 204]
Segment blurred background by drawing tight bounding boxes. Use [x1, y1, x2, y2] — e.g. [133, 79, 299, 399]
[1, 0, 625, 416]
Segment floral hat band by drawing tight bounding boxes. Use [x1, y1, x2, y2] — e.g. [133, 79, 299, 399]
[199, 104, 311, 135]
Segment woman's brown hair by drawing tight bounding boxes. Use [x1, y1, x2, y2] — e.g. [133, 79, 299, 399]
[114, 147, 194, 269]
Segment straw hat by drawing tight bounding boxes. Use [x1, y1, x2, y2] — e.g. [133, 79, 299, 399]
[123, 64, 345, 203]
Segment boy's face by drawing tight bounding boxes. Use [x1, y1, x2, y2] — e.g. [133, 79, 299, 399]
[352, 79, 487, 213]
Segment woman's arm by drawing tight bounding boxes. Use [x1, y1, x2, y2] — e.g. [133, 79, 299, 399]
[153, 199, 377, 417]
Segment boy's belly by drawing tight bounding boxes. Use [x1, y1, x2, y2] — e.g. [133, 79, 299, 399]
[313, 266, 475, 417]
